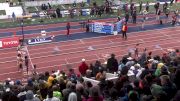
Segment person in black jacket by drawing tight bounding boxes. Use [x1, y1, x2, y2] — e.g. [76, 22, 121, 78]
[66, 22, 70, 36]
[132, 9, 137, 24]
[139, 1, 142, 13]
[25, 56, 29, 74]
[154, 2, 160, 14]
[125, 12, 129, 23]
[106, 54, 118, 73]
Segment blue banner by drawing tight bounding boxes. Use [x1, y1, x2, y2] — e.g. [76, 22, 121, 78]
[28, 36, 54, 45]
[92, 22, 114, 34]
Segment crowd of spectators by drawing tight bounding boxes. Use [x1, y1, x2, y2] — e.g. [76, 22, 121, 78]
[0, 47, 179, 101]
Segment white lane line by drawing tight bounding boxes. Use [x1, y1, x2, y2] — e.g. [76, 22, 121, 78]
[1, 45, 179, 76]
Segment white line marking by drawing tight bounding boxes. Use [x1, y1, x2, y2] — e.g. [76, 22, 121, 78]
[0, 45, 179, 76]
[0, 31, 180, 64]
[1, 40, 180, 71]
[65, 58, 69, 64]
[79, 39, 84, 44]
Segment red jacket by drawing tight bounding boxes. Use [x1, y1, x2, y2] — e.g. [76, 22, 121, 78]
[79, 62, 88, 75]
[122, 25, 128, 31]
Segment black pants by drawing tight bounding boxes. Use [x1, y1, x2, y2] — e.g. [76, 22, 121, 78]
[172, 20, 176, 25]
[133, 16, 136, 23]
[122, 31, 127, 39]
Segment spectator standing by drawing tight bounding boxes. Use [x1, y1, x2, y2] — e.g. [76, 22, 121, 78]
[106, 54, 118, 73]
[56, 8, 61, 18]
[96, 69, 105, 81]
[145, 1, 149, 12]
[25, 56, 29, 74]
[12, 12, 16, 22]
[68, 92, 77, 101]
[17, 87, 27, 101]
[130, 3, 134, 16]
[138, 48, 147, 67]
[68, 68, 77, 81]
[147, 51, 152, 60]
[154, 2, 160, 14]
[165, 8, 170, 21]
[79, 59, 89, 76]
[132, 9, 137, 24]
[17, 54, 23, 72]
[163, 2, 168, 13]
[122, 23, 128, 40]
[84, 86, 103, 101]
[66, 22, 70, 36]
[92, 60, 103, 77]
[125, 12, 129, 23]
[25, 90, 40, 101]
[43, 89, 60, 101]
[160, 75, 177, 100]
[142, 9, 147, 29]
[170, 0, 175, 5]
[139, 1, 142, 13]
[52, 86, 63, 100]
[47, 3, 51, 9]
[2, 88, 19, 101]
[172, 15, 177, 26]
[156, 9, 161, 22]
[39, 81, 48, 100]
[135, 44, 139, 58]
[86, 20, 90, 32]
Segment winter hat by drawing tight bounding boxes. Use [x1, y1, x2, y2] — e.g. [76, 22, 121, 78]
[157, 63, 164, 68]
[27, 79, 33, 86]
[150, 84, 164, 97]
[15, 80, 21, 85]
[82, 58, 86, 62]
[134, 63, 141, 68]
[68, 92, 77, 101]
[26, 90, 34, 100]
[127, 57, 133, 60]
[9, 81, 14, 85]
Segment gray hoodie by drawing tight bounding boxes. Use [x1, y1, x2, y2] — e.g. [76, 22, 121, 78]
[25, 90, 40, 101]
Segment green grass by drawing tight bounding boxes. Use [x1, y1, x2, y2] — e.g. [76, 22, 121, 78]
[0, 0, 19, 3]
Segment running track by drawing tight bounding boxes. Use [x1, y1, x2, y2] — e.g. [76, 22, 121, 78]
[0, 13, 176, 39]
[0, 26, 179, 82]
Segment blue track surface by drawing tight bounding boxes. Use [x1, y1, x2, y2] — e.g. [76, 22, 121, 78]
[52, 22, 177, 42]
[0, 15, 174, 37]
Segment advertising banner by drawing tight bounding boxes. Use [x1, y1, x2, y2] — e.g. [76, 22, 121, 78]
[0, 37, 19, 48]
[28, 36, 54, 45]
[92, 22, 114, 34]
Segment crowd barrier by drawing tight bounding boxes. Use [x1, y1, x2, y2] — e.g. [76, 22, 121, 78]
[90, 18, 125, 35]
[0, 37, 19, 48]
